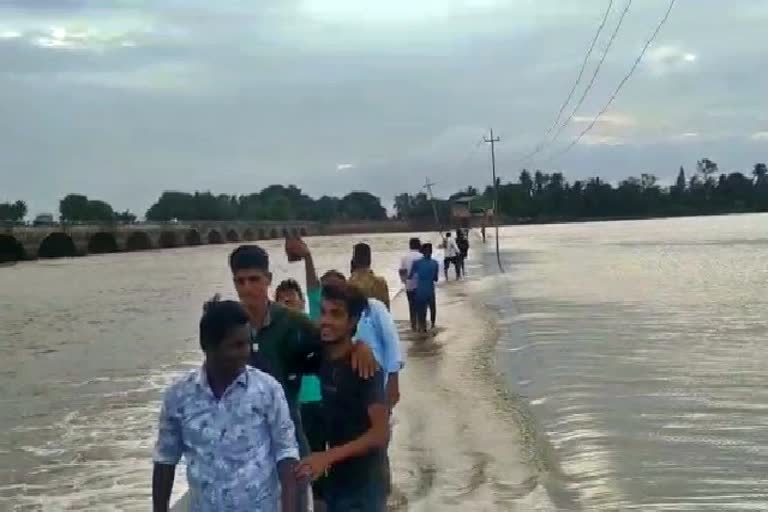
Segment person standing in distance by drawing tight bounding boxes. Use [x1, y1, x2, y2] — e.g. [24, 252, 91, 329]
[152, 298, 299, 512]
[409, 243, 439, 333]
[442, 232, 461, 281]
[349, 242, 390, 310]
[399, 237, 423, 331]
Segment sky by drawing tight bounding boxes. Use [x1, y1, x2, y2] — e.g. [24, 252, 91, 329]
[0, 0, 766, 216]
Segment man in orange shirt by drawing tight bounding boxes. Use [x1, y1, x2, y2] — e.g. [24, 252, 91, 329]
[349, 243, 390, 310]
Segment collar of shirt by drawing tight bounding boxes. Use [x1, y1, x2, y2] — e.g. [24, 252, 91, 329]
[194, 366, 249, 398]
[249, 301, 275, 337]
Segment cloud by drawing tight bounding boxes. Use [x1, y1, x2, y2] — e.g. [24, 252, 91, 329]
[752, 132, 768, 141]
[645, 44, 697, 74]
[579, 134, 626, 147]
[0, 0, 767, 215]
[572, 114, 636, 128]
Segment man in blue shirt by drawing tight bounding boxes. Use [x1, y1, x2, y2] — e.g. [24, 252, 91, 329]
[152, 298, 299, 512]
[409, 243, 439, 333]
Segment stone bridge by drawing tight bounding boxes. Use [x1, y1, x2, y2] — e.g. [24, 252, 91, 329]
[0, 221, 317, 261]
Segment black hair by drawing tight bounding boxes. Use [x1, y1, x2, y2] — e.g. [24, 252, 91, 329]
[275, 278, 304, 301]
[199, 296, 249, 352]
[351, 242, 371, 268]
[229, 245, 269, 273]
[321, 269, 347, 282]
[445, 232, 452, 237]
[321, 282, 369, 322]
[409, 237, 422, 250]
[421, 243, 433, 256]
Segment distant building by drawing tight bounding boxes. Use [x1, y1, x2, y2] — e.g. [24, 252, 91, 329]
[450, 196, 493, 228]
[33, 213, 55, 226]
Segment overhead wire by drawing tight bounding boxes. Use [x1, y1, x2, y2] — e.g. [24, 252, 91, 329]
[516, 0, 615, 161]
[546, 0, 678, 162]
[516, 0, 633, 165]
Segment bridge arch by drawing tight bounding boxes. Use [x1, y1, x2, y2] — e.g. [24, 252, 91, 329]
[159, 231, 179, 248]
[0, 234, 25, 262]
[269, 228, 279, 239]
[226, 229, 240, 243]
[185, 229, 202, 246]
[207, 230, 223, 244]
[258, 228, 266, 240]
[126, 231, 152, 251]
[299, 227, 307, 237]
[38, 232, 76, 258]
[242, 229, 255, 242]
[88, 232, 118, 254]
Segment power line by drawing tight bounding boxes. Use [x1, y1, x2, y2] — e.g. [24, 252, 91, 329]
[523, 0, 615, 159]
[517, 0, 633, 165]
[483, 129, 504, 272]
[547, 0, 677, 162]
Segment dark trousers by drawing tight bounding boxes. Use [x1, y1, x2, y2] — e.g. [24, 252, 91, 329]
[406, 290, 418, 330]
[325, 478, 386, 512]
[443, 257, 461, 279]
[415, 294, 436, 331]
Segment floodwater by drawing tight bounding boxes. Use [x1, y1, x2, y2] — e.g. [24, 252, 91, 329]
[2, 216, 767, 511]
[483, 214, 768, 511]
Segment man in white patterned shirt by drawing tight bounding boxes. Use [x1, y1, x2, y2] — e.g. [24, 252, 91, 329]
[152, 298, 299, 512]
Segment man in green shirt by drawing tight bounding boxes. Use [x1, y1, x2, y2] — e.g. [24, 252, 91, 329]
[229, 245, 377, 512]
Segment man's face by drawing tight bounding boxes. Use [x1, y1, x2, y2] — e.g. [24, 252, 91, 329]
[276, 289, 304, 312]
[233, 268, 271, 307]
[207, 324, 250, 376]
[319, 298, 355, 344]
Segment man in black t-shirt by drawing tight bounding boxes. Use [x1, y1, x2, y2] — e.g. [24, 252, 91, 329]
[295, 283, 389, 512]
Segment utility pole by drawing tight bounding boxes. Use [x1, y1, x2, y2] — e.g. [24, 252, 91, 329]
[484, 128, 504, 271]
[423, 177, 441, 231]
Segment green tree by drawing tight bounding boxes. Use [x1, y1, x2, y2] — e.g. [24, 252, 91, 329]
[60, 194, 114, 222]
[0, 200, 27, 222]
[339, 191, 387, 220]
[114, 210, 137, 223]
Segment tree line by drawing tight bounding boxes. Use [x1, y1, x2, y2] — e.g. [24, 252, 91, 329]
[144, 186, 387, 222]
[3, 158, 767, 225]
[471, 160, 768, 221]
[393, 159, 768, 223]
[0, 186, 388, 224]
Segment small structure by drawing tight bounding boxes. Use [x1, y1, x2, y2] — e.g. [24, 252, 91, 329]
[451, 196, 493, 228]
[33, 213, 56, 226]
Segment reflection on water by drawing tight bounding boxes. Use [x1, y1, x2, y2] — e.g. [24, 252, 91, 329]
[486, 214, 768, 510]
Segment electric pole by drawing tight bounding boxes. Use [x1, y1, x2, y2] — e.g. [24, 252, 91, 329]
[423, 177, 440, 231]
[484, 128, 504, 271]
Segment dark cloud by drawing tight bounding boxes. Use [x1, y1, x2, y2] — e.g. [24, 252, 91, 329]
[0, 0, 766, 215]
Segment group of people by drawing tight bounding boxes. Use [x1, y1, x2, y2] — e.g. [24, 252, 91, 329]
[152, 238, 403, 512]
